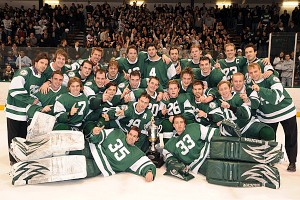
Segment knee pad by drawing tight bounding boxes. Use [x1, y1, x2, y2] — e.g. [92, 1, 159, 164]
[259, 127, 275, 141]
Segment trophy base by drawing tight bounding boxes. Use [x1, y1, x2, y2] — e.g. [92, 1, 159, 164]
[146, 151, 164, 168]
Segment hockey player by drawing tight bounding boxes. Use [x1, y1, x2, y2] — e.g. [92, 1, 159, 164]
[40, 49, 69, 94]
[143, 43, 176, 89]
[66, 60, 94, 85]
[216, 80, 275, 140]
[10, 126, 156, 185]
[27, 71, 68, 119]
[191, 80, 219, 127]
[70, 47, 104, 72]
[216, 43, 247, 81]
[242, 43, 276, 81]
[116, 45, 147, 78]
[193, 56, 226, 89]
[53, 77, 89, 130]
[159, 80, 195, 140]
[6, 52, 49, 164]
[181, 44, 203, 69]
[163, 115, 282, 189]
[105, 92, 153, 152]
[247, 63, 298, 172]
[106, 59, 126, 85]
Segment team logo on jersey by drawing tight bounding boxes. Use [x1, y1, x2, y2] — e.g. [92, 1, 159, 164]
[246, 77, 252, 84]
[85, 81, 92, 86]
[68, 71, 75, 77]
[119, 83, 125, 88]
[273, 77, 280, 83]
[20, 70, 28, 76]
[209, 102, 217, 109]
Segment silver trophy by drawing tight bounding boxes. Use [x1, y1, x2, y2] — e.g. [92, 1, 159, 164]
[146, 117, 164, 168]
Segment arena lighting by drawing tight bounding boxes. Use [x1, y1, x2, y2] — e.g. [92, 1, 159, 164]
[282, 1, 298, 6]
[216, 1, 232, 7]
[44, 0, 60, 6]
[130, 1, 144, 6]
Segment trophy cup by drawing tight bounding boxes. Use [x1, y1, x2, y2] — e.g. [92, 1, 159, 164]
[146, 117, 164, 168]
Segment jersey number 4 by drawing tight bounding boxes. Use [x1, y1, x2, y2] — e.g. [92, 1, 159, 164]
[108, 139, 130, 161]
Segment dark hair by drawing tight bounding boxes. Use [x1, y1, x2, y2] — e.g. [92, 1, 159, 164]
[105, 81, 117, 90]
[148, 76, 159, 83]
[146, 43, 156, 50]
[192, 80, 205, 89]
[51, 70, 64, 78]
[95, 69, 106, 76]
[172, 115, 186, 125]
[34, 52, 49, 63]
[127, 45, 138, 54]
[200, 56, 211, 63]
[129, 126, 141, 138]
[169, 46, 179, 54]
[139, 91, 151, 101]
[81, 60, 93, 68]
[130, 70, 141, 78]
[244, 43, 257, 52]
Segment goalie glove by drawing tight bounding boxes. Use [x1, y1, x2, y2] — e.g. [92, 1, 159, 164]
[164, 159, 194, 181]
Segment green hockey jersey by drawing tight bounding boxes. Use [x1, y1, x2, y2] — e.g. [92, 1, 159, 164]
[27, 86, 68, 118]
[87, 128, 156, 177]
[193, 68, 225, 89]
[54, 92, 89, 127]
[6, 67, 46, 121]
[163, 123, 219, 173]
[44, 62, 69, 86]
[143, 57, 176, 89]
[218, 57, 246, 80]
[159, 93, 195, 121]
[246, 75, 296, 123]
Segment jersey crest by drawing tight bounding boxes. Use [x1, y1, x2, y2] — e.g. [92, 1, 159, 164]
[68, 71, 75, 77]
[20, 70, 28, 76]
[273, 77, 280, 83]
[209, 102, 217, 109]
[85, 81, 92, 86]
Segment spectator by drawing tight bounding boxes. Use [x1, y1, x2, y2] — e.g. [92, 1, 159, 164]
[2, 64, 14, 81]
[15, 50, 32, 69]
[281, 53, 294, 87]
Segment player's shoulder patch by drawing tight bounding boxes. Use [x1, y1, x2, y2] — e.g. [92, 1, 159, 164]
[119, 82, 125, 88]
[209, 102, 217, 109]
[246, 77, 252, 84]
[273, 76, 280, 83]
[20, 69, 28, 76]
[68, 71, 75, 77]
[85, 81, 92, 86]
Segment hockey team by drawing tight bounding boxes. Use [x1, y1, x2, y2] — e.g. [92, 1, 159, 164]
[5, 43, 297, 189]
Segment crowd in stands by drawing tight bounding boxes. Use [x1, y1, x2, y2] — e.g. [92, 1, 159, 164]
[0, 2, 300, 79]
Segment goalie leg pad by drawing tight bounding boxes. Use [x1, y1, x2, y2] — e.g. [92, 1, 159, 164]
[210, 136, 283, 164]
[26, 112, 56, 140]
[206, 159, 280, 189]
[11, 155, 87, 185]
[10, 130, 85, 161]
